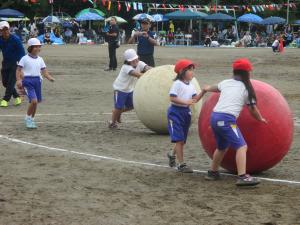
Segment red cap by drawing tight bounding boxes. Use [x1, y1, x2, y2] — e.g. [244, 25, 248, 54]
[232, 58, 253, 72]
[174, 59, 195, 74]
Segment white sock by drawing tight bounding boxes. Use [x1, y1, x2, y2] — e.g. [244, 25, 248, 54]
[25, 115, 32, 120]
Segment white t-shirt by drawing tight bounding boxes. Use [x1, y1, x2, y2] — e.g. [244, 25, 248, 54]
[18, 54, 46, 78]
[113, 61, 147, 93]
[169, 79, 197, 107]
[272, 40, 279, 47]
[213, 79, 255, 117]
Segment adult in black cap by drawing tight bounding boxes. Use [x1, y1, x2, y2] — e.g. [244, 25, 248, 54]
[128, 18, 158, 67]
[105, 17, 119, 71]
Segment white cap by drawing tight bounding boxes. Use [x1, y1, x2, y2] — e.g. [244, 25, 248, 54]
[0, 21, 10, 30]
[123, 49, 138, 62]
[27, 38, 42, 47]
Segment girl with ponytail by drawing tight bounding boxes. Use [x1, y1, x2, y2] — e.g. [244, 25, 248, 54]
[199, 58, 267, 186]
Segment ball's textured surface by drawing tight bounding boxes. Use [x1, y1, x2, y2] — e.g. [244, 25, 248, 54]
[198, 80, 294, 173]
[133, 65, 202, 134]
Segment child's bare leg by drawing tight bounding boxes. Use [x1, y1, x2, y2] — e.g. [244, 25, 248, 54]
[111, 108, 122, 124]
[211, 148, 228, 171]
[174, 142, 184, 164]
[235, 145, 247, 176]
[27, 99, 38, 117]
[117, 107, 133, 123]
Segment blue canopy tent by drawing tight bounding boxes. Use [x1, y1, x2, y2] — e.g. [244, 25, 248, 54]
[204, 13, 235, 21]
[261, 16, 286, 25]
[152, 14, 168, 22]
[294, 20, 300, 25]
[151, 14, 169, 33]
[237, 13, 263, 24]
[165, 9, 207, 20]
[0, 8, 24, 18]
[237, 13, 263, 33]
[75, 12, 104, 29]
[204, 12, 238, 40]
[165, 9, 208, 45]
[133, 13, 154, 21]
[42, 15, 61, 24]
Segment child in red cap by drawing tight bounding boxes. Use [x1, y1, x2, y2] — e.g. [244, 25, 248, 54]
[167, 59, 205, 173]
[200, 58, 267, 186]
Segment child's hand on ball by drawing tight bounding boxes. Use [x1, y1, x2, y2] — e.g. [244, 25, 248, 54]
[261, 118, 268, 124]
[186, 99, 196, 106]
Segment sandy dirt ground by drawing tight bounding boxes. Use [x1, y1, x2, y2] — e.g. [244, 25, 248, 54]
[0, 45, 299, 225]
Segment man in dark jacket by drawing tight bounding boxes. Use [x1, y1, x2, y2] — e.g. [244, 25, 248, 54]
[105, 17, 119, 71]
[0, 21, 25, 107]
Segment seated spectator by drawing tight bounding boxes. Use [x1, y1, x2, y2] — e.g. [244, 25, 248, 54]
[44, 32, 51, 45]
[241, 31, 252, 47]
[204, 34, 212, 47]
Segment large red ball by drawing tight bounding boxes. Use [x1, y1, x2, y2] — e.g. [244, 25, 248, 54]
[198, 80, 294, 173]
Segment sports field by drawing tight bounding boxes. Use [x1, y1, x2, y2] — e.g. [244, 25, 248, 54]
[0, 45, 299, 225]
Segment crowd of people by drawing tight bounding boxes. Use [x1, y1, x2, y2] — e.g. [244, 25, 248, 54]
[5, 17, 299, 49]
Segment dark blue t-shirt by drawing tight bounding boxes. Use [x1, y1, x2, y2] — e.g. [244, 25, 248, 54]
[0, 34, 25, 64]
[137, 31, 155, 55]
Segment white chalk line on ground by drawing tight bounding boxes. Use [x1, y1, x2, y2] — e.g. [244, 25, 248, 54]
[0, 135, 299, 186]
[0, 112, 136, 117]
[0, 120, 140, 125]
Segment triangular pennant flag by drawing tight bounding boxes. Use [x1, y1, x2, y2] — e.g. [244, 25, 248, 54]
[255, 5, 261, 12]
[204, 6, 209, 12]
[133, 2, 137, 10]
[117, 1, 121, 12]
[138, 3, 143, 11]
[102, 0, 106, 6]
[252, 6, 256, 13]
[223, 6, 228, 13]
[107, 0, 111, 10]
[125, 2, 131, 12]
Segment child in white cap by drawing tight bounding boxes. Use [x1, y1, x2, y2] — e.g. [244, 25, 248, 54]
[16, 38, 55, 129]
[108, 49, 151, 128]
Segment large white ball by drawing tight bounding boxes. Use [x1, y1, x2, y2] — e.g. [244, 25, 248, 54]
[133, 65, 202, 134]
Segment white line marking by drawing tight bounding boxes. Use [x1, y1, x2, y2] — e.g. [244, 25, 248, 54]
[0, 112, 136, 117]
[0, 135, 299, 186]
[1, 120, 140, 125]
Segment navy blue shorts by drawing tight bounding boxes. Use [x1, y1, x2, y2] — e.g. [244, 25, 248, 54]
[167, 105, 191, 143]
[22, 76, 42, 103]
[114, 90, 133, 110]
[210, 112, 246, 150]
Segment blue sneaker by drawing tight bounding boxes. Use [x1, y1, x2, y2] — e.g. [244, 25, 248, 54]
[25, 117, 37, 129]
[31, 120, 37, 129]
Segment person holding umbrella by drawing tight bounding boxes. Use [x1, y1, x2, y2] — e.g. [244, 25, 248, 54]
[105, 17, 119, 71]
[0, 21, 25, 107]
[128, 17, 158, 67]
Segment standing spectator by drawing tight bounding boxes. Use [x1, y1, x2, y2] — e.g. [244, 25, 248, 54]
[105, 17, 119, 71]
[169, 20, 175, 34]
[71, 20, 80, 43]
[272, 37, 280, 52]
[64, 28, 73, 43]
[128, 18, 158, 67]
[29, 21, 36, 37]
[0, 21, 25, 107]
